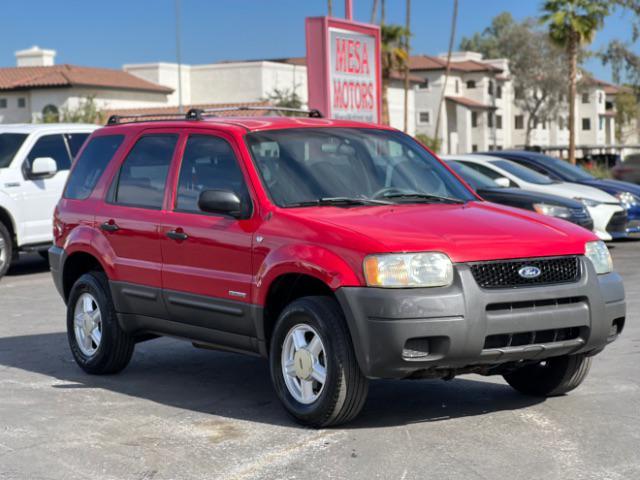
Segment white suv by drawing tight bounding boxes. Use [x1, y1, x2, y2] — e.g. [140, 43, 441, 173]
[0, 123, 97, 278]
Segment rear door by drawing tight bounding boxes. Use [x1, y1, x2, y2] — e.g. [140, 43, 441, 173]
[94, 131, 179, 319]
[159, 131, 258, 349]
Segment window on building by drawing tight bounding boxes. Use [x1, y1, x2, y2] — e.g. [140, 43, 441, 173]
[487, 112, 494, 128]
[496, 145, 503, 151]
[42, 104, 59, 122]
[472, 144, 478, 152]
[455, 80, 459, 94]
[496, 115, 503, 129]
[533, 119, 539, 129]
[582, 92, 590, 104]
[466, 80, 476, 89]
[418, 78, 429, 89]
[598, 92, 603, 104]
[471, 111, 478, 128]
[558, 117, 564, 130]
[582, 118, 591, 130]
[0, 99, 7, 109]
[27, 134, 71, 172]
[17, 98, 26, 108]
[64, 135, 125, 200]
[542, 120, 547, 129]
[113, 134, 178, 209]
[176, 135, 250, 213]
[514, 88, 524, 100]
[599, 117, 605, 130]
[488, 81, 494, 96]
[514, 115, 524, 130]
[418, 111, 431, 124]
[496, 85, 502, 99]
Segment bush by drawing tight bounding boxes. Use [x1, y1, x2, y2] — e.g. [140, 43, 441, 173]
[414, 133, 441, 153]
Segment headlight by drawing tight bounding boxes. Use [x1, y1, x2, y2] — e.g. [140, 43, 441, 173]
[363, 252, 454, 288]
[533, 203, 573, 219]
[616, 191, 639, 209]
[585, 240, 613, 274]
[578, 198, 602, 208]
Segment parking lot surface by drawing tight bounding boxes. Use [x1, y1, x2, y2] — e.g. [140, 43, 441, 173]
[1, 243, 639, 480]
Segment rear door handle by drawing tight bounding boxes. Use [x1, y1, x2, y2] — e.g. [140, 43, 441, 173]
[166, 229, 188, 241]
[100, 220, 119, 232]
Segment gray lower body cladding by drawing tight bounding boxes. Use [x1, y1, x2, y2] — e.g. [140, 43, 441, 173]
[336, 256, 625, 379]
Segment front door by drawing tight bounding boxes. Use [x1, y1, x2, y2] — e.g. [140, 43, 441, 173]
[94, 132, 179, 319]
[160, 133, 257, 349]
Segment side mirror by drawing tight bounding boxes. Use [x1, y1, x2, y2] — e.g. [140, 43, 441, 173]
[494, 177, 511, 188]
[30, 157, 57, 178]
[198, 189, 244, 218]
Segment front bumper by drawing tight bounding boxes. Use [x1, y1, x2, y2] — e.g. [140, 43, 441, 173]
[336, 257, 625, 379]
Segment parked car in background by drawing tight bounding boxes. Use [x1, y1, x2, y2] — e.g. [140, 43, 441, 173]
[0, 124, 96, 279]
[447, 160, 594, 231]
[612, 153, 640, 185]
[484, 150, 640, 233]
[50, 111, 625, 427]
[443, 154, 627, 241]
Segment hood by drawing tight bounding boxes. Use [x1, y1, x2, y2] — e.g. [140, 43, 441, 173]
[554, 182, 620, 203]
[477, 187, 583, 208]
[583, 178, 640, 197]
[283, 201, 597, 263]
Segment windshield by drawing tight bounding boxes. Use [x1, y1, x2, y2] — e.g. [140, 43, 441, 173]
[246, 128, 475, 207]
[448, 161, 500, 190]
[0, 133, 28, 168]
[545, 157, 595, 181]
[491, 159, 555, 185]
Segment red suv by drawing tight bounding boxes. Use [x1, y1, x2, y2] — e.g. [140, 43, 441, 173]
[50, 108, 626, 427]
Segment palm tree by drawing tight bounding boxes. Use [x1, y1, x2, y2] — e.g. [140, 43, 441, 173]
[381, 24, 409, 125]
[403, 0, 411, 133]
[434, 0, 459, 152]
[371, 0, 379, 23]
[541, 0, 611, 164]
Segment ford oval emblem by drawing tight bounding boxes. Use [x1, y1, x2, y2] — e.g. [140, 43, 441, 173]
[518, 266, 541, 279]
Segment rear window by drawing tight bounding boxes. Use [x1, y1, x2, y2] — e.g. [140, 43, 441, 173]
[64, 135, 124, 200]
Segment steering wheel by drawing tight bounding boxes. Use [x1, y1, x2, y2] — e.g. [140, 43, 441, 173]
[372, 187, 415, 199]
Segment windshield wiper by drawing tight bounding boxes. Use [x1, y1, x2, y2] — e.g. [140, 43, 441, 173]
[382, 192, 466, 204]
[287, 196, 394, 207]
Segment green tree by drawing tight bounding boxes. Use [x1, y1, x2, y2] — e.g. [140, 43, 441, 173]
[541, 0, 611, 164]
[381, 24, 409, 125]
[461, 13, 568, 146]
[265, 87, 303, 115]
[614, 90, 639, 143]
[42, 96, 104, 124]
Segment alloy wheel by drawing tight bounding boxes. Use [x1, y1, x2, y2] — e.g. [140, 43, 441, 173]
[73, 293, 102, 356]
[281, 324, 327, 404]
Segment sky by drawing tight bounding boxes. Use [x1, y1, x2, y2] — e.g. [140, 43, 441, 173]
[1, 0, 638, 83]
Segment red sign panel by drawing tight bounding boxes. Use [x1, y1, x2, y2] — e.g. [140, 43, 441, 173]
[306, 17, 382, 123]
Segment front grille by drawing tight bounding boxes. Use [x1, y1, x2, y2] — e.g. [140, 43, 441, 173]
[469, 256, 580, 289]
[607, 210, 628, 233]
[484, 327, 582, 349]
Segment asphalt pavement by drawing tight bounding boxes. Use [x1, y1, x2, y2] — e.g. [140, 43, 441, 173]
[0, 244, 639, 480]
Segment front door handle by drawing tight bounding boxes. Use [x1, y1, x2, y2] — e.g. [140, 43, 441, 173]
[100, 220, 119, 232]
[166, 229, 188, 241]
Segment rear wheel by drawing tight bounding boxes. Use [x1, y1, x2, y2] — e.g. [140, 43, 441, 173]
[67, 272, 135, 374]
[503, 354, 592, 397]
[269, 296, 369, 427]
[0, 222, 12, 280]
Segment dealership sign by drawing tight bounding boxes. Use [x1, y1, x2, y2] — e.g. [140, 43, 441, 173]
[306, 17, 381, 123]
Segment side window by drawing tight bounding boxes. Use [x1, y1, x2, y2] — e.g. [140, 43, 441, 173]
[114, 134, 178, 209]
[64, 133, 90, 159]
[64, 135, 125, 200]
[460, 162, 501, 180]
[176, 135, 249, 213]
[27, 134, 71, 172]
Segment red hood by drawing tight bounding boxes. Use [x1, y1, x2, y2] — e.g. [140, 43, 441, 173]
[282, 201, 597, 263]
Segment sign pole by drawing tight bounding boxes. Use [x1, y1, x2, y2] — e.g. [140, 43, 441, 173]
[345, 0, 353, 20]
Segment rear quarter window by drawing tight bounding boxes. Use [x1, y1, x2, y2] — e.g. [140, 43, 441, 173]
[64, 135, 125, 200]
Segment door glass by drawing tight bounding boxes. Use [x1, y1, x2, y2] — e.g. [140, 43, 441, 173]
[175, 135, 248, 213]
[27, 134, 71, 171]
[64, 133, 90, 160]
[114, 134, 178, 209]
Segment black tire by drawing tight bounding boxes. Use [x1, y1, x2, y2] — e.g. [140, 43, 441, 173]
[503, 354, 592, 397]
[269, 296, 369, 428]
[67, 272, 135, 374]
[0, 222, 13, 280]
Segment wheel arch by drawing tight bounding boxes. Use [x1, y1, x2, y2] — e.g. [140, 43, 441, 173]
[62, 249, 108, 302]
[0, 205, 17, 249]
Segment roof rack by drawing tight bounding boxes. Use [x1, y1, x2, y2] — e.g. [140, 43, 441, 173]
[185, 106, 323, 120]
[106, 112, 188, 125]
[105, 106, 323, 126]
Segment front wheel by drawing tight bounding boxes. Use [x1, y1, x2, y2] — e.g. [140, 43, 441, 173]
[503, 354, 592, 397]
[269, 296, 369, 427]
[0, 222, 13, 280]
